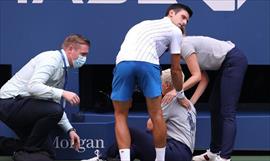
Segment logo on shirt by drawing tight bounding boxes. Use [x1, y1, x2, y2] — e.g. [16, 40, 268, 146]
[17, 0, 247, 11]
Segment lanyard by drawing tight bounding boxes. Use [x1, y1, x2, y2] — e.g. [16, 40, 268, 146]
[60, 50, 68, 90]
[60, 50, 68, 107]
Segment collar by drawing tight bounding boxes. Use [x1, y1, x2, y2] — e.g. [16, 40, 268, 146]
[163, 17, 172, 24]
[163, 17, 178, 27]
[60, 49, 70, 68]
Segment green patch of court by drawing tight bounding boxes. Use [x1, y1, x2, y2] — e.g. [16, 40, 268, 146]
[231, 156, 270, 161]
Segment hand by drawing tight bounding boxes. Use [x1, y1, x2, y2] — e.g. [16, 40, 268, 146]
[177, 97, 191, 109]
[146, 118, 153, 131]
[161, 89, 177, 106]
[69, 130, 80, 151]
[62, 91, 80, 106]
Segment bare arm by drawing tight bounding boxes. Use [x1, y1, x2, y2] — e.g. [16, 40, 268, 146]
[170, 54, 191, 108]
[170, 54, 183, 91]
[190, 70, 209, 105]
[146, 118, 153, 131]
[183, 53, 201, 91]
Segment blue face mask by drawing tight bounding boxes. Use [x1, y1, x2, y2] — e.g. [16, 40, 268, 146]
[73, 55, 87, 68]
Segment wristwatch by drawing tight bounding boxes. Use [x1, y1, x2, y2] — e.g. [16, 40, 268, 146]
[68, 128, 77, 134]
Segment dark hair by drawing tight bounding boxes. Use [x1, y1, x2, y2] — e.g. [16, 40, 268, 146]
[165, 3, 193, 18]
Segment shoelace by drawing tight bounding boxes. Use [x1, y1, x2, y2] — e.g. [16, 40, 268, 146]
[95, 149, 101, 159]
[81, 150, 103, 161]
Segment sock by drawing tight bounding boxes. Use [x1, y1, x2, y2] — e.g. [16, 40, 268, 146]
[155, 147, 166, 161]
[119, 148, 130, 161]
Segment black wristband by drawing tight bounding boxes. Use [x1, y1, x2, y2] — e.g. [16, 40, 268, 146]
[67, 128, 76, 134]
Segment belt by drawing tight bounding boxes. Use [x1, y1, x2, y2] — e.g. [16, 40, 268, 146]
[0, 95, 23, 100]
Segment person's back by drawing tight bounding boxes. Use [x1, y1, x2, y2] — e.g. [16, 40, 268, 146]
[116, 17, 182, 65]
[181, 36, 235, 70]
[0, 51, 64, 101]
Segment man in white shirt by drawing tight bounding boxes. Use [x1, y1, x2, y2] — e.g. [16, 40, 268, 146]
[110, 4, 193, 161]
[0, 34, 90, 159]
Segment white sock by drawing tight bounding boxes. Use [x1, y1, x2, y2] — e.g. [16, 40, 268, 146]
[119, 148, 130, 161]
[155, 147, 166, 161]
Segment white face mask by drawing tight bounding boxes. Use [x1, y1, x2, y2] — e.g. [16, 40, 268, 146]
[73, 55, 87, 68]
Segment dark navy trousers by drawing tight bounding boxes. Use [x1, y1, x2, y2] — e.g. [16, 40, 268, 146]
[209, 47, 248, 159]
[0, 97, 63, 157]
[107, 127, 192, 161]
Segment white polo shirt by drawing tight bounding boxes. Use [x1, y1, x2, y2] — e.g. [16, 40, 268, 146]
[116, 17, 182, 65]
[181, 36, 235, 70]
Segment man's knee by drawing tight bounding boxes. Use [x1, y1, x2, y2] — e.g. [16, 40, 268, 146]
[54, 105, 63, 115]
[53, 106, 64, 120]
[0, 136, 22, 155]
[46, 102, 64, 120]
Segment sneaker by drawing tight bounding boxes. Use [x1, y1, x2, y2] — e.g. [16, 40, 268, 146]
[214, 156, 231, 161]
[81, 157, 98, 161]
[81, 150, 106, 161]
[107, 158, 121, 161]
[81, 157, 106, 161]
[192, 149, 218, 161]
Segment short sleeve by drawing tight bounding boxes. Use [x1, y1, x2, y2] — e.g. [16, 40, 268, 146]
[162, 105, 170, 121]
[169, 27, 182, 54]
[181, 41, 196, 59]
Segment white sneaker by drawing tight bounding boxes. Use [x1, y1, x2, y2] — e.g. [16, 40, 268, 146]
[81, 150, 106, 161]
[81, 157, 99, 161]
[81, 157, 106, 161]
[214, 156, 231, 161]
[192, 149, 218, 161]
